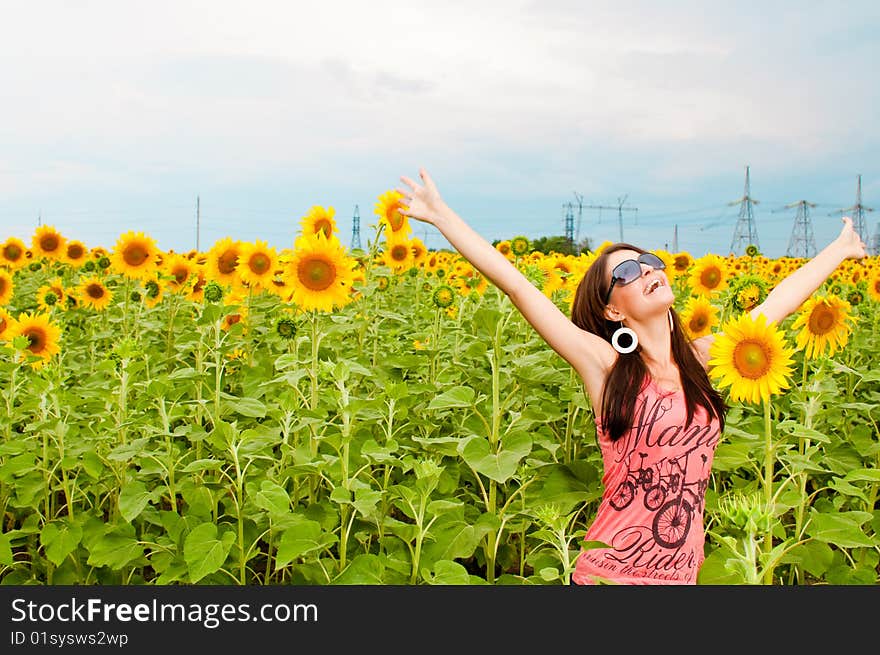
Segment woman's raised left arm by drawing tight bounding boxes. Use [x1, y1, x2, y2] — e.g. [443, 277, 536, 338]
[691, 216, 868, 369]
[748, 216, 868, 325]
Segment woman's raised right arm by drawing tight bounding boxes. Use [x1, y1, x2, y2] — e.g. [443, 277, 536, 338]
[397, 168, 616, 381]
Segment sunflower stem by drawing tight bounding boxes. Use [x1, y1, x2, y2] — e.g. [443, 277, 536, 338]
[762, 398, 775, 585]
[308, 310, 320, 503]
[121, 276, 131, 341]
[790, 355, 812, 585]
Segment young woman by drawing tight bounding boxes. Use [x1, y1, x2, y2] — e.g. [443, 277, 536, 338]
[396, 167, 868, 584]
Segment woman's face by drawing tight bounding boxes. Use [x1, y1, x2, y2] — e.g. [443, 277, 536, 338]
[604, 249, 674, 316]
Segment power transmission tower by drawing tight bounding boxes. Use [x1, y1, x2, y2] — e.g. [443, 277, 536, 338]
[573, 192, 584, 245]
[872, 220, 880, 256]
[585, 195, 637, 243]
[728, 165, 760, 255]
[350, 205, 362, 251]
[562, 201, 575, 251]
[672, 224, 678, 252]
[778, 200, 817, 259]
[830, 174, 873, 245]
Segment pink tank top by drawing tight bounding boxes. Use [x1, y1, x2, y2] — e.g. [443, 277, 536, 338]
[572, 376, 721, 585]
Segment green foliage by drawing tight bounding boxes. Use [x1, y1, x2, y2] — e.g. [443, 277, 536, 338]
[0, 251, 878, 587]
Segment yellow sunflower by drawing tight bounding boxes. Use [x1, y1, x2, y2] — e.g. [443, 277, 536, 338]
[535, 258, 564, 297]
[300, 205, 339, 241]
[689, 253, 730, 296]
[237, 239, 278, 290]
[495, 240, 514, 261]
[77, 276, 114, 311]
[285, 233, 356, 313]
[221, 310, 248, 333]
[63, 240, 89, 267]
[110, 231, 160, 281]
[163, 253, 197, 294]
[867, 269, 880, 303]
[142, 277, 165, 309]
[1, 237, 28, 271]
[0, 269, 13, 306]
[790, 295, 854, 360]
[680, 295, 719, 340]
[186, 267, 208, 303]
[381, 237, 416, 274]
[206, 237, 242, 287]
[375, 190, 412, 240]
[266, 267, 293, 301]
[0, 307, 15, 341]
[31, 225, 66, 261]
[671, 251, 694, 282]
[11, 312, 62, 369]
[36, 280, 66, 313]
[452, 262, 488, 296]
[708, 312, 795, 405]
[410, 237, 429, 267]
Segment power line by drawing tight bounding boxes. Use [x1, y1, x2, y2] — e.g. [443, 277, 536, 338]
[584, 195, 638, 243]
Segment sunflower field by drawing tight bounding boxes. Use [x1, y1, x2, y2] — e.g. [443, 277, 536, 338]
[1, 191, 879, 586]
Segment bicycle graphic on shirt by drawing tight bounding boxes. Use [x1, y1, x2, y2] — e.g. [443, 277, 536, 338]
[608, 446, 710, 549]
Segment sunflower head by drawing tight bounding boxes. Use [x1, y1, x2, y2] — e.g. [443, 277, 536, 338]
[790, 294, 854, 360]
[64, 240, 89, 266]
[680, 295, 719, 340]
[745, 244, 761, 257]
[11, 311, 62, 369]
[689, 253, 730, 296]
[0, 307, 16, 340]
[276, 317, 298, 340]
[110, 231, 160, 280]
[78, 276, 113, 311]
[203, 281, 225, 303]
[726, 274, 770, 314]
[285, 232, 356, 313]
[1, 237, 28, 270]
[0, 270, 13, 306]
[510, 236, 530, 257]
[432, 284, 455, 309]
[31, 225, 66, 261]
[375, 190, 412, 239]
[381, 237, 415, 274]
[237, 240, 278, 289]
[847, 289, 864, 306]
[867, 270, 880, 303]
[300, 205, 339, 241]
[708, 312, 795, 405]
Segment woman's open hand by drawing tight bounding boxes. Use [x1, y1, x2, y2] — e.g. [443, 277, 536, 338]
[836, 216, 868, 259]
[397, 168, 449, 226]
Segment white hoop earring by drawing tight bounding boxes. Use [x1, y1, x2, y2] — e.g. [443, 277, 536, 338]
[611, 324, 638, 354]
[668, 309, 674, 333]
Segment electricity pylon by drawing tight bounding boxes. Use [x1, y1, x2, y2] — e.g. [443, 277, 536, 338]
[728, 165, 760, 255]
[830, 174, 873, 245]
[350, 205, 362, 251]
[779, 200, 818, 259]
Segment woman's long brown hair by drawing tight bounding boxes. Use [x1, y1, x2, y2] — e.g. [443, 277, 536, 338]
[570, 243, 728, 442]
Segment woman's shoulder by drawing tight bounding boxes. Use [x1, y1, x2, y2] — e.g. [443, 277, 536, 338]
[689, 334, 715, 371]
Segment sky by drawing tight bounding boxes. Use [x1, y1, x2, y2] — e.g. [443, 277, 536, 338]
[0, 0, 878, 260]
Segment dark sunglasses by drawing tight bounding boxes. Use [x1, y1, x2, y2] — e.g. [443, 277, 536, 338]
[604, 252, 666, 304]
